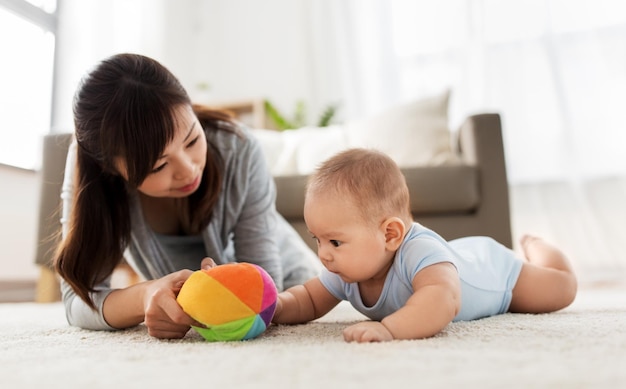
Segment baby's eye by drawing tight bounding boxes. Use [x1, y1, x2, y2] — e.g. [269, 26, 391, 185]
[330, 240, 342, 247]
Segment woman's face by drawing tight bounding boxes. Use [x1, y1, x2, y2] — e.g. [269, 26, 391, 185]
[117, 105, 207, 198]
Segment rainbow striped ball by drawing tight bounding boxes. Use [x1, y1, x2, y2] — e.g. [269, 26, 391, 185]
[177, 263, 278, 342]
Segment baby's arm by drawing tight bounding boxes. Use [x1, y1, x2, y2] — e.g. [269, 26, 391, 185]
[272, 278, 340, 324]
[344, 262, 460, 342]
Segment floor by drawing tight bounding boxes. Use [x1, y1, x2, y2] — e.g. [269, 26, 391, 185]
[1, 177, 625, 302]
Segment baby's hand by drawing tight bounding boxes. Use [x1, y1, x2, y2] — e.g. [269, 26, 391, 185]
[343, 321, 394, 343]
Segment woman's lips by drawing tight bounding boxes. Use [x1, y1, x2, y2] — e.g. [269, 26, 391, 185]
[176, 175, 201, 193]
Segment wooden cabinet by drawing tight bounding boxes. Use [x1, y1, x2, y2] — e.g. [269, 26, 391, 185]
[208, 98, 268, 129]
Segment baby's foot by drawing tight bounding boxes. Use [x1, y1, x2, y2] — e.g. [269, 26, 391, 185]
[520, 234, 542, 254]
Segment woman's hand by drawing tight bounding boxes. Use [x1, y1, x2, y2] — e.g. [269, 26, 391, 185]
[143, 258, 217, 339]
[142, 269, 197, 339]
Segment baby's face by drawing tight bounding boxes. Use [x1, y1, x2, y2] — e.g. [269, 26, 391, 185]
[304, 192, 390, 283]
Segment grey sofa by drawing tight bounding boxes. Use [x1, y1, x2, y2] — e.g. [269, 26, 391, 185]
[274, 113, 512, 251]
[34, 113, 511, 301]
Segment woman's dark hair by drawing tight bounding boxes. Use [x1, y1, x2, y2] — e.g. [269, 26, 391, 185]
[54, 53, 236, 309]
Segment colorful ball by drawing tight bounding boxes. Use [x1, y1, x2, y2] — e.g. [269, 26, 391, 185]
[176, 263, 278, 342]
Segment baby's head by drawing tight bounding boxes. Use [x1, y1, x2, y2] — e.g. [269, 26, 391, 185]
[304, 148, 413, 281]
[305, 148, 413, 227]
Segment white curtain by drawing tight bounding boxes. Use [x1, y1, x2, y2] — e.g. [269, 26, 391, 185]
[52, 0, 168, 131]
[309, 0, 626, 184]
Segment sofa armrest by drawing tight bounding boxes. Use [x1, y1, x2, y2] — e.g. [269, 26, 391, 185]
[457, 113, 512, 247]
[34, 133, 73, 267]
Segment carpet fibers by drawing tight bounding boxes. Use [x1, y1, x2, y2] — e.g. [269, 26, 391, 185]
[1, 287, 624, 389]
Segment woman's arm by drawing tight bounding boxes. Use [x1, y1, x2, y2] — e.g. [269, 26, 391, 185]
[221, 129, 284, 287]
[102, 270, 197, 338]
[61, 267, 198, 339]
[59, 142, 116, 330]
[272, 278, 340, 324]
[343, 262, 460, 342]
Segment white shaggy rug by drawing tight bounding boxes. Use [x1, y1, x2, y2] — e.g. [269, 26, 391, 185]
[1, 287, 625, 389]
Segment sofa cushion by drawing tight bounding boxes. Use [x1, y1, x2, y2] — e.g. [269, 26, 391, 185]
[274, 164, 479, 219]
[251, 90, 461, 177]
[273, 174, 308, 219]
[344, 89, 460, 167]
[250, 126, 349, 176]
[248, 128, 299, 176]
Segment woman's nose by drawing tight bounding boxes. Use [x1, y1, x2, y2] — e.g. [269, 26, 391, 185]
[173, 156, 194, 180]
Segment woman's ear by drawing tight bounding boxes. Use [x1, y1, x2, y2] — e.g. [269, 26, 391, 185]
[382, 217, 406, 251]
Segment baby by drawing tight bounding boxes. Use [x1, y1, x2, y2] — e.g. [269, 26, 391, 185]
[271, 148, 577, 342]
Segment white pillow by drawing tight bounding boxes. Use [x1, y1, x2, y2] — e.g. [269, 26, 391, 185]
[249, 128, 298, 176]
[293, 125, 348, 175]
[251, 126, 349, 176]
[344, 90, 460, 167]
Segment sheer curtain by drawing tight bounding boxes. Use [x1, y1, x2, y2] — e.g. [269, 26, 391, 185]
[309, 0, 626, 184]
[52, 0, 167, 132]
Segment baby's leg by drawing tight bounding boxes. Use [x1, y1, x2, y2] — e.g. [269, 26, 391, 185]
[509, 235, 577, 313]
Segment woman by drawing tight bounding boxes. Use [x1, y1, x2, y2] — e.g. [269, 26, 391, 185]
[54, 53, 319, 339]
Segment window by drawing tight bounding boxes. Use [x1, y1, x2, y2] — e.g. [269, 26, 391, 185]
[0, 0, 56, 170]
[388, 0, 626, 182]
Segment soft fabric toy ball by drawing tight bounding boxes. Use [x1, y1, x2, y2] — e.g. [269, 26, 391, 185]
[177, 263, 278, 342]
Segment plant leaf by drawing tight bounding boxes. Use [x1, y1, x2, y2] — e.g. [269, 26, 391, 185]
[317, 103, 339, 127]
[264, 99, 294, 131]
[293, 100, 307, 128]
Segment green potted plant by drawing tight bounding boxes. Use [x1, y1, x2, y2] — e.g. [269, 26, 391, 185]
[264, 99, 339, 131]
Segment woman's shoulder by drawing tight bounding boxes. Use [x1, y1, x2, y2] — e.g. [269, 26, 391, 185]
[204, 121, 268, 180]
[205, 120, 258, 153]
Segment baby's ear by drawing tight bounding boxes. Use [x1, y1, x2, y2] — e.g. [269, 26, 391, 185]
[382, 217, 405, 251]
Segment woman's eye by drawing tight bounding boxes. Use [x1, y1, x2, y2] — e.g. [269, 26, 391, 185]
[186, 136, 199, 148]
[330, 240, 342, 247]
[151, 163, 166, 174]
